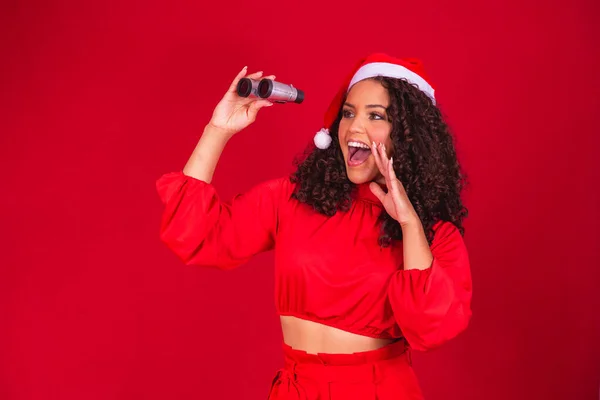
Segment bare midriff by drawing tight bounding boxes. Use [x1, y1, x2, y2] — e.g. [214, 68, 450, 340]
[280, 315, 395, 355]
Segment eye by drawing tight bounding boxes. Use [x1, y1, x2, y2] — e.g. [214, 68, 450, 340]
[342, 109, 354, 118]
[370, 112, 384, 120]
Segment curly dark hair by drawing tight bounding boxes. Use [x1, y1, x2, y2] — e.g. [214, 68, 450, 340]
[290, 76, 468, 247]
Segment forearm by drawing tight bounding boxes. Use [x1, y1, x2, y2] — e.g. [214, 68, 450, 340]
[183, 124, 232, 183]
[401, 219, 433, 271]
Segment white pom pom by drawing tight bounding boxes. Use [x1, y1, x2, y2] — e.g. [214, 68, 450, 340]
[313, 128, 332, 149]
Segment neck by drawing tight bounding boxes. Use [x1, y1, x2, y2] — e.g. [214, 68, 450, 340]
[354, 179, 386, 205]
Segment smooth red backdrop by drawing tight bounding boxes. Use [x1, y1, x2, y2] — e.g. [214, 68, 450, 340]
[2, 1, 599, 399]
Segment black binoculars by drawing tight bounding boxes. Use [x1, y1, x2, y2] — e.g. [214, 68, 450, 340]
[236, 78, 304, 104]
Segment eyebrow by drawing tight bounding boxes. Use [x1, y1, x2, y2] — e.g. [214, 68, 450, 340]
[344, 102, 388, 110]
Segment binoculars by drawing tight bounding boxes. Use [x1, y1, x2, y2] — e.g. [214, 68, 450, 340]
[236, 78, 304, 104]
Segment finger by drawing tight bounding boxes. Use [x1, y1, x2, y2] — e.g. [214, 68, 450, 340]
[369, 182, 386, 204]
[247, 99, 274, 121]
[245, 70, 264, 80]
[379, 143, 389, 169]
[371, 141, 386, 177]
[379, 143, 392, 188]
[262, 74, 276, 81]
[227, 66, 248, 93]
[388, 157, 405, 207]
[389, 157, 404, 192]
[387, 158, 406, 195]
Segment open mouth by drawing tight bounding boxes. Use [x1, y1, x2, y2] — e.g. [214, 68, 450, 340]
[347, 141, 371, 166]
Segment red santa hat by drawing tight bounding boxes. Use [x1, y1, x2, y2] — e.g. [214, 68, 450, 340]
[313, 53, 436, 150]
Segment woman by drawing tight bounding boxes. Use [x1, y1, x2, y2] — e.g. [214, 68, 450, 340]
[156, 53, 472, 399]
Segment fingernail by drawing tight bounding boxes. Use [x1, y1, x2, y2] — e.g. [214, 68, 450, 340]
[372, 141, 376, 148]
[243, 66, 247, 70]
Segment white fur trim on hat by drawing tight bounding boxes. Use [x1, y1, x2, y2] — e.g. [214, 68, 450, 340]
[314, 128, 332, 149]
[349, 62, 436, 104]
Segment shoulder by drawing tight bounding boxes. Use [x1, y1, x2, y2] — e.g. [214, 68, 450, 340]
[243, 175, 298, 204]
[431, 220, 466, 249]
[258, 175, 296, 194]
[433, 220, 459, 236]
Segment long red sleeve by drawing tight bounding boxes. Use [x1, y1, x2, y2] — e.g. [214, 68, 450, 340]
[156, 172, 292, 269]
[387, 222, 472, 351]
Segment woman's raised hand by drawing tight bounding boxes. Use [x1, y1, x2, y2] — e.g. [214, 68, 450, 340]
[208, 67, 276, 138]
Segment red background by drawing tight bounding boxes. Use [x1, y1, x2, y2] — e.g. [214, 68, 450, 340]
[1, 1, 599, 399]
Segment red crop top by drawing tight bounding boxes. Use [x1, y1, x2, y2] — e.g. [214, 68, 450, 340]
[156, 172, 472, 351]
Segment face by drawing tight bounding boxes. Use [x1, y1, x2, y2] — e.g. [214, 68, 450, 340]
[338, 79, 393, 185]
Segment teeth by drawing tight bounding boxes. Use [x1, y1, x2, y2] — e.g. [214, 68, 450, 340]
[348, 141, 370, 149]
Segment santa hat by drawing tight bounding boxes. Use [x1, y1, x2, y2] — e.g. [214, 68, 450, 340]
[313, 53, 436, 150]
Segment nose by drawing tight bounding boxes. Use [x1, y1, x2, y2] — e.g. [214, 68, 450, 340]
[349, 115, 365, 134]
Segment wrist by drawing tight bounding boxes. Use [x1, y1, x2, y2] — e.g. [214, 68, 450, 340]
[205, 122, 237, 140]
[399, 213, 422, 230]
[204, 123, 236, 143]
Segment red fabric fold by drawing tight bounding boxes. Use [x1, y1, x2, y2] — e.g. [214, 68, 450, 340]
[156, 171, 292, 269]
[387, 223, 472, 351]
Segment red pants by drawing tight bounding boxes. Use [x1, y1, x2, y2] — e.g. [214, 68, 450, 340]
[267, 339, 424, 399]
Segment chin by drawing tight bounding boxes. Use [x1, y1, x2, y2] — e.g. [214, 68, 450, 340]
[344, 159, 377, 185]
